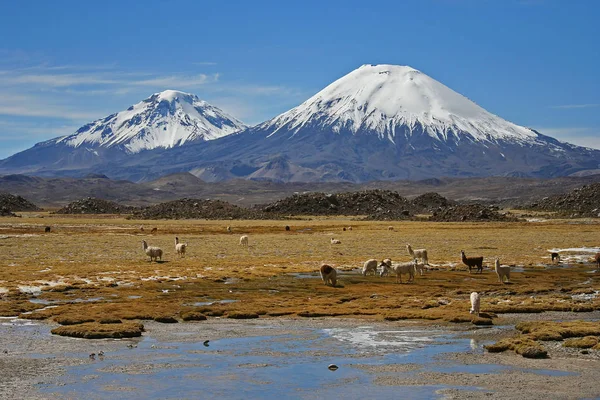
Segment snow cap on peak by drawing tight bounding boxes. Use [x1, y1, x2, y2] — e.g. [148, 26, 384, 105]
[262, 63, 538, 143]
[58, 90, 246, 153]
[154, 90, 196, 102]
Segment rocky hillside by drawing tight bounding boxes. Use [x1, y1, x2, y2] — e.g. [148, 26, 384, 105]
[54, 197, 137, 214]
[0, 192, 41, 212]
[527, 183, 600, 218]
[259, 190, 414, 216]
[428, 204, 518, 222]
[130, 198, 273, 220]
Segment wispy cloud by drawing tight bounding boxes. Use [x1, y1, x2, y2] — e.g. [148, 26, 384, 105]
[0, 57, 307, 157]
[535, 126, 600, 150]
[550, 103, 600, 109]
[129, 73, 219, 87]
[192, 62, 218, 66]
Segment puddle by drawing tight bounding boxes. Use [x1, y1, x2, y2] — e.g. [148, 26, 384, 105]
[289, 272, 319, 279]
[571, 291, 599, 301]
[548, 247, 600, 264]
[39, 325, 486, 399]
[29, 297, 105, 305]
[191, 299, 238, 306]
[1, 320, 583, 399]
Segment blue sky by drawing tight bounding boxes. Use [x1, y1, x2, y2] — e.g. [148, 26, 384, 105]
[0, 0, 599, 158]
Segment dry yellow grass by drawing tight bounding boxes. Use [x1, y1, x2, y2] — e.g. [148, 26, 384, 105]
[0, 214, 599, 337]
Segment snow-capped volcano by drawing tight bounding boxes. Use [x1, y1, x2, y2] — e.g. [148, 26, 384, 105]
[57, 90, 246, 153]
[261, 64, 538, 144]
[1, 65, 599, 182]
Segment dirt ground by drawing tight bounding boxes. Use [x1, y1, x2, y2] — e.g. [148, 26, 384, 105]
[0, 213, 599, 398]
[0, 214, 599, 325]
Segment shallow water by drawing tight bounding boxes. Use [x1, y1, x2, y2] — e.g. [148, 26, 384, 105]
[24, 322, 574, 400]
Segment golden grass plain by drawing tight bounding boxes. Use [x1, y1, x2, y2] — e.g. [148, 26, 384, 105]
[0, 213, 599, 341]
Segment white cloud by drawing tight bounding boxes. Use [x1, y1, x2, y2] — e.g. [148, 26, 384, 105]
[535, 127, 600, 150]
[550, 104, 600, 110]
[192, 62, 218, 66]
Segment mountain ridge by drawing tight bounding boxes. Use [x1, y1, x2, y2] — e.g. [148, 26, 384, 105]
[1, 64, 599, 182]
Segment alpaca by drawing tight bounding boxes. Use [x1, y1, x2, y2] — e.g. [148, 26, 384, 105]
[150, 227, 158, 234]
[175, 237, 187, 257]
[470, 292, 481, 316]
[407, 244, 428, 265]
[461, 250, 484, 274]
[494, 258, 511, 283]
[285, 225, 290, 231]
[320, 264, 337, 286]
[44, 226, 51, 233]
[142, 240, 162, 262]
[551, 252, 560, 263]
[595, 252, 600, 268]
[239, 235, 249, 247]
[379, 259, 392, 276]
[380, 260, 416, 283]
[388, 226, 394, 231]
[414, 262, 426, 277]
[330, 238, 341, 245]
[227, 226, 232, 233]
[361, 259, 379, 276]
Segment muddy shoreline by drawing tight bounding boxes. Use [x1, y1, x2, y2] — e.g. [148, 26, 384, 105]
[2, 314, 600, 399]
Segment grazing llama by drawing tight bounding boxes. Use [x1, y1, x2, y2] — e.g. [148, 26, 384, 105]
[320, 264, 337, 286]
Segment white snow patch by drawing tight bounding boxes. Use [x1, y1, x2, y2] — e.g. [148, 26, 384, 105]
[261, 64, 540, 145]
[59, 90, 246, 153]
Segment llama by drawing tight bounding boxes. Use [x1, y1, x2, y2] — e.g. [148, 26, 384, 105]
[388, 226, 394, 231]
[320, 264, 337, 286]
[330, 238, 341, 245]
[142, 240, 163, 262]
[361, 259, 379, 276]
[594, 252, 600, 268]
[407, 244, 428, 266]
[150, 227, 158, 234]
[470, 292, 481, 316]
[551, 252, 561, 263]
[379, 258, 392, 276]
[380, 260, 416, 283]
[44, 226, 51, 233]
[461, 250, 484, 274]
[285, 225, 290, 231]
[139, 226, 144, 232]
[239, 235, 249, 247]
[494, 258, 511, 283]
[414, 262, 426, 277]
[175, 237, 187, 257]
[227, 226, 232, 233]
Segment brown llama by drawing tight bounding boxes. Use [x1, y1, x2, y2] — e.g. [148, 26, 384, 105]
[461, 250, 484, 274]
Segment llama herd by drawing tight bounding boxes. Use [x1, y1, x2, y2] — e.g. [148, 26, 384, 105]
[141, 232, 251, 261]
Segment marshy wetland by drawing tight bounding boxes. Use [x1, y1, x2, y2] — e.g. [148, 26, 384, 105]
[1, 213, 600, 398]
